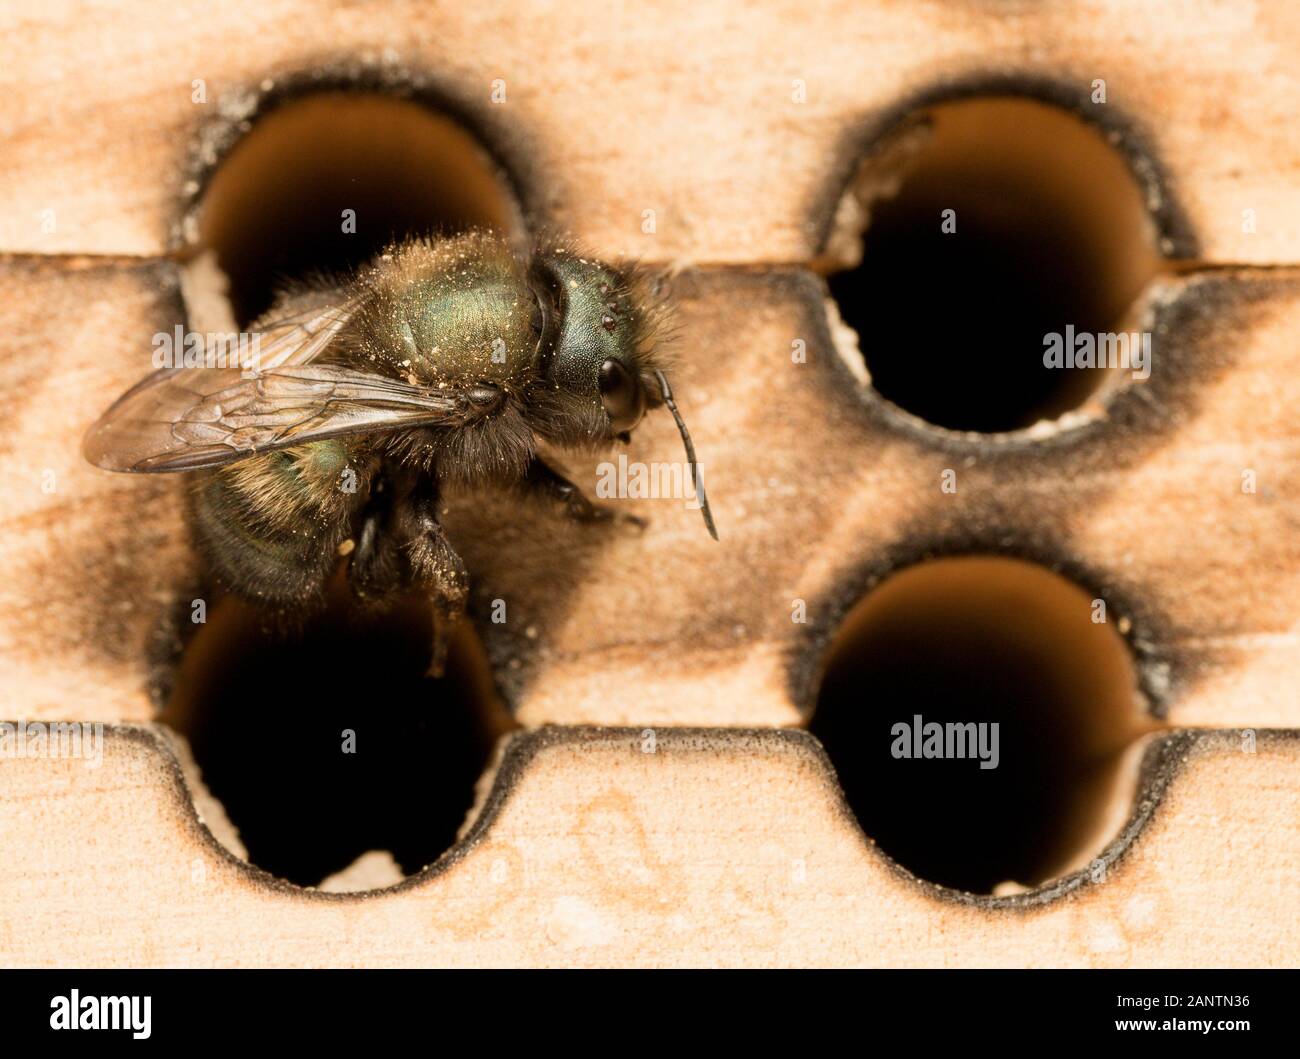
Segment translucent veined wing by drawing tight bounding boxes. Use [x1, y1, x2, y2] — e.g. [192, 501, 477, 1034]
[243, 293, 368, 371]
[85, 364, 502, 473]
[84, 298, 501, 473]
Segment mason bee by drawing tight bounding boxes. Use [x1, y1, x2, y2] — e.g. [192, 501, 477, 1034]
[84, 232, 716, 674]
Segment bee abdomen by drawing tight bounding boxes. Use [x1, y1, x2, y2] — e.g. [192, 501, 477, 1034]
[187, 442, 365, 604]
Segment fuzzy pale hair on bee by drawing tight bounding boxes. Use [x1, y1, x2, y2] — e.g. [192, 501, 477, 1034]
[83, 229, 715, 676]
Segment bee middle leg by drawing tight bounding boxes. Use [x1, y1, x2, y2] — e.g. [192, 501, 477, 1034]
[522, 457, 645, 528]
[395, 476, 468, 678]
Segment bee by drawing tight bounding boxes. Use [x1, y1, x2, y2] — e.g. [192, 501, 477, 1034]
[84, 232, 716, 674]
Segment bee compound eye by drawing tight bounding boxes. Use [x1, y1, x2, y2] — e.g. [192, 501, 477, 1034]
[598, 358, 645, 433]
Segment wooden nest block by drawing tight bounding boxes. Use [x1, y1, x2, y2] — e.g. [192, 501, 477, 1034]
[0, 0, 1297, 966]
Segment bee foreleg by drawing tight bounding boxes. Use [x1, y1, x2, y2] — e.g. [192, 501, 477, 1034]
[522, 457, 645, 528]
[397, 479, 468, 678]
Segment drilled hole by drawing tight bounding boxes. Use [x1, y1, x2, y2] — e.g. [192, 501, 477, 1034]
[808, 557, 1160, 895]
[160, 586, 516, 889]
[184, 91, 522, 328]
[825, 98, 1163, 434]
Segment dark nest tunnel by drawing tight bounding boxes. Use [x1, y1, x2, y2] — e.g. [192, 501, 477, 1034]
[825, 97, 1164, 434]
[160, 588, 515, 888]
[808, 557, 1161, 895]
[183, 91, 523, 328]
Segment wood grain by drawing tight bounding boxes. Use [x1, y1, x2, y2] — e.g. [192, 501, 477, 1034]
[0, 2, 1296, 263]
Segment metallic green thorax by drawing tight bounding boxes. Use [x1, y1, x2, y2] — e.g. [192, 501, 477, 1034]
[347, 232, 539, 391]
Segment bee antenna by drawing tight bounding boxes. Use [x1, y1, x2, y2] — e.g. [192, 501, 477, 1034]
[653, 369, 718, 541]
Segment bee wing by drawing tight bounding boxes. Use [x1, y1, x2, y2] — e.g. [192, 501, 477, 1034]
[255, 293, 372, 370]
[100, 292, 365, 406]
[84, 364, 500, 473]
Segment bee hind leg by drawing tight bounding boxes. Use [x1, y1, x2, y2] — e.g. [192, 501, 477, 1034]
[397, 479, 468, 678]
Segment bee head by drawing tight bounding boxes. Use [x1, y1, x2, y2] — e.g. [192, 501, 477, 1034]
[529, 248, 718, 540]
[530, 251, 663, 441]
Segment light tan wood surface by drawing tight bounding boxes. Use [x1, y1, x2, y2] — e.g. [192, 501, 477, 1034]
[0, 726, 1294, 967]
